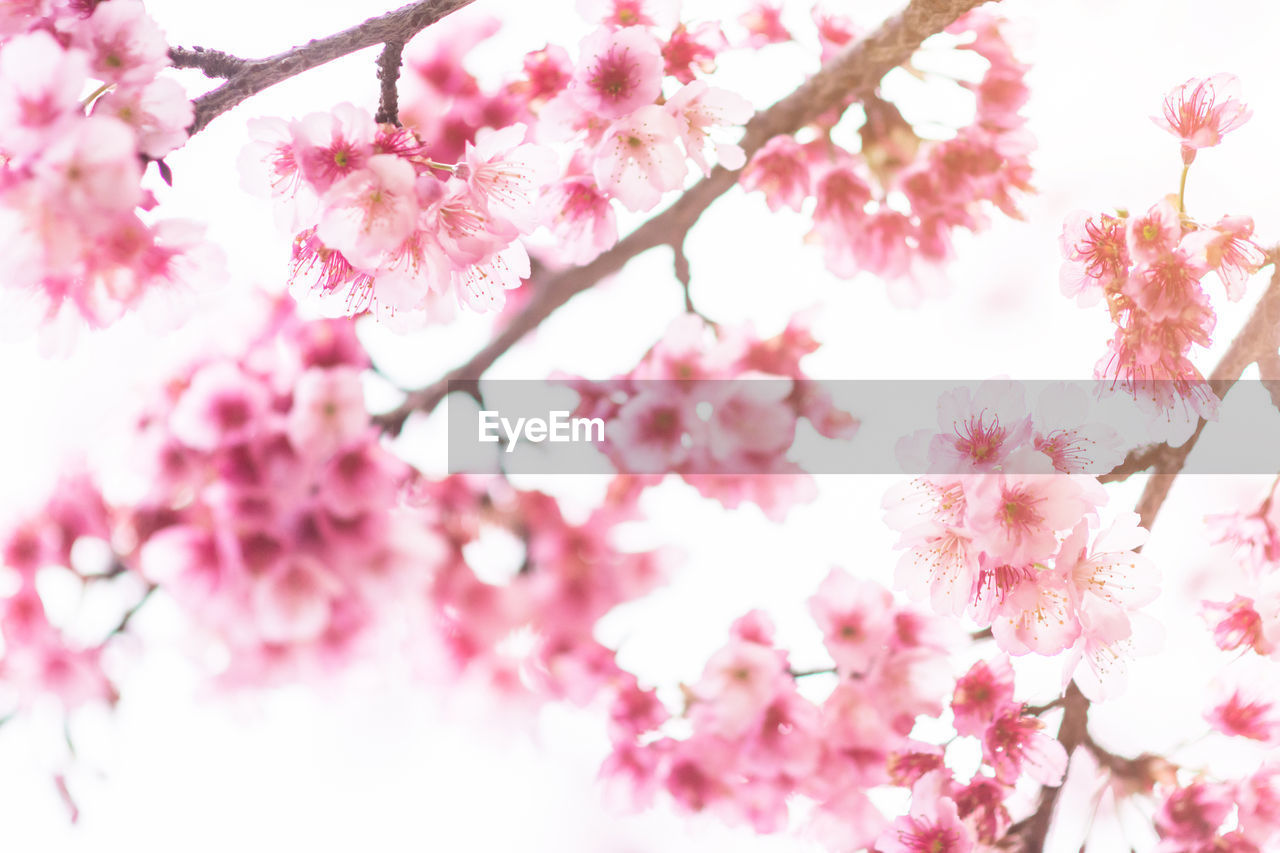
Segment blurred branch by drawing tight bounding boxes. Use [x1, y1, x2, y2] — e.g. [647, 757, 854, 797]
[186, 0, 476, 135]
[375, 0, 992, 435]
[374, 40, 406, 126]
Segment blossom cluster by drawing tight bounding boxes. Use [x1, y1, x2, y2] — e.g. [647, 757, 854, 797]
[884, 381, 1160, 700]
[1152, 772, 1280, 853]
[740, 9, 1034, 305]
[0, 0, 212, 333]
[246, 5, 753, 326]
[603, 573, 1071, 851]
[0, 473, 117, 712]
[569, 311, 857, 519]
[405, 474, 669, 705]
[1059, 74, 1266, 420]
[116, 300, 437, 683]
[242, 104, 554, 327]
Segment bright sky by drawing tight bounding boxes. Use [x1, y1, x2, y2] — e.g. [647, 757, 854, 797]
[3, 1, 1280, 850]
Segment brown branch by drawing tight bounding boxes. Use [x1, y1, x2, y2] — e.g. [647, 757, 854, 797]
[1010, 682, 1090, 851]
[1134, 261, 1280, 530]
[374, 40, 406, 126]
[187, 0, 477, 135]
[168, 45, 251, 78]
[374, 0, 990, 435]
[1259, 349, 1280, 413]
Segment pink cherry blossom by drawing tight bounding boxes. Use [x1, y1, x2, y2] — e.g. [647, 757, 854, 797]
[316, 155, 419, 269]
[1154, 73, 1251, 164]
[1126, 199, 1182, 265]
[808, 568, 894, 676]
[952, 656, 1016, 737]
[72, 0, 169, 86]
[539, 175, 618, 264]
[569, 27, 664, 120]
[739, 135, 811, 212]
[459, 122, 556, 231]
[665, 80, 752, 175]
[982, 706, 1068, 786]
[592, 105, 686, 211]
[0, 30, 87, 158]
[877, 771, 974, 853]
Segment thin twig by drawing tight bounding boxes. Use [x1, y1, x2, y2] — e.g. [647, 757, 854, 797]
[188, 0, 477, 135]
[374, 0, 991, 435]
[374, 40, 406, 126]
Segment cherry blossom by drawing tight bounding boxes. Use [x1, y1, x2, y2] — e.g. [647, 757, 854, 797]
[1154, 74, 1252, 164]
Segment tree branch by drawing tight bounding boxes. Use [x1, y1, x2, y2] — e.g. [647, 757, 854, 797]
[374, 0, 991, 435]
[187, 0, 477, 135]
[374, 40, 406, 126]
[1134, 260, 1280, 530]
[1010, 682, 1090, 851]
[169, 45, 250, 78]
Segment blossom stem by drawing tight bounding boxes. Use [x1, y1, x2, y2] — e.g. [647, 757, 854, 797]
[1177, 163, 1191, 214]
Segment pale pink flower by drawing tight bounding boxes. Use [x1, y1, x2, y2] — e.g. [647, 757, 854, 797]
[1154, 73, 1251, 164]
[292, 103, 376, 194]
[459, 123, 556, 231]
[1031, 382, 1124, 475]
[1181, 214, 1266, 301]
[703, 376, 796, 462]
[35, 115, 143, 215]
[452, 241, 530, 312]
[877, 771, 974, 853]
[287, 367, 368, 458]
[316, 155, 419, 269]
[539, 175, 618, 264]
[808, 569, 894, 676]
[665, 80, 752, 175]
[606, 386, 702, 471]
[919, 381, 1032, 474]
[987, 566, 1081, 656]
[93, 77, 193, 159]
[569, 27, 663, 120]
[252, 555, 343, 644]
[1059, 210, 1129, 307]
[240, 116, 318, 227]
[592, 104, 686, 211]
[693, 635, 788, 738]
[427, 190, 516, 266]
[965, 458, 1100, 566]
[73, 0, 169, 86]
[1126, 199, 1181, 264]
[1059, 513, 1158, 620]
[0, 31, 87, 158]
[169, 361, 270, 451]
